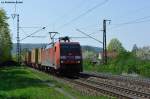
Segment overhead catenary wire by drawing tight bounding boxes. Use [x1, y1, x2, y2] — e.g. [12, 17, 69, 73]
[20, 28, 47, 38]
[20, 27, 46, 41]
[76, 29, 103, 44]
[109, 15, 150, 29]
[51, 0, 86, 24]
[113, 15, 150, 26]
[57, 0, 109, 30]
[20, 26, 44, 29]
[20, 27, 28, 36]
[113, 5, 150, 21]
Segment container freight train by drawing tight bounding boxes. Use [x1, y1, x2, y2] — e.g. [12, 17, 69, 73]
[23, 37, 83, 74]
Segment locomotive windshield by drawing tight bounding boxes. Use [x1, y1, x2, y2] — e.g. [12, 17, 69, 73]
[60, 44, 81, 55]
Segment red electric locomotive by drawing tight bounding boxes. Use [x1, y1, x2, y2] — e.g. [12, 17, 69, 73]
[41, 37, 83, 74]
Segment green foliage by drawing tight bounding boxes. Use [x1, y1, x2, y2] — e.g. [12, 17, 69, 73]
[0, 66, 111, 99]
[107, 38, 126, 53]
[83, 39, 150, 77]
[84, 52, 150, 77]
[136, 46, 150, 60]
[0, 9, 12, 63]
[0, 66, 67, 99]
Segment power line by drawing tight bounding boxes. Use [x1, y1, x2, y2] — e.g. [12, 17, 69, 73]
[20, 27, 28, 36]
[110, 15, 150, 29]
[30, 36, 46, 38]
[113, 5, 150, 21]
[78, 25, 100, 30]
[114, 16, 150, 25]
[45, 0, 88, 30]
[20, 26, 46, 40]
[20, 27, 46, 41]
[57, 0, 109, 30]
[52, 0, 86, 24]
[20, 26, 44, 28]
[76, 29, 103, 44]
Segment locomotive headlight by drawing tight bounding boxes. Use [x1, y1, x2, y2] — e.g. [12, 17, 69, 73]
[75, 56, 81, 59]
[77, 61, 80, 63]
[60, 56, 66, 59]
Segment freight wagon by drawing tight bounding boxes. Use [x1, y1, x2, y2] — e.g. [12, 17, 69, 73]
[24, 37, 83, 75]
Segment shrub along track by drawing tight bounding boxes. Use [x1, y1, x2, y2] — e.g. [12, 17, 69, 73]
[29, 66, 150, 99]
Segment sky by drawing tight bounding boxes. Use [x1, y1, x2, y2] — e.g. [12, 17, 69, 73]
[0, 0, 150, 50]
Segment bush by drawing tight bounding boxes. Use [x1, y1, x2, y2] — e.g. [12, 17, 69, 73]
[83, 51, 150, 77]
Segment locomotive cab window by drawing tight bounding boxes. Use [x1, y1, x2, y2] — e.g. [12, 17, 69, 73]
[60, 44, 81, 55]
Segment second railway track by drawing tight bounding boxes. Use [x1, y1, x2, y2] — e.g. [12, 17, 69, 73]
[77, 77, 150, 99]
[29, 67, 150, 99]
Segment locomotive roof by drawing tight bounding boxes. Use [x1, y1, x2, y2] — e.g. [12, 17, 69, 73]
[56, 41, 80, 44]
[60, 42, 79, 44]
[44, 41, 80, 49]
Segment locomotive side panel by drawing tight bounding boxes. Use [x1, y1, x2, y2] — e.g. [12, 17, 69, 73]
[49, 47, 54, 66]
[41, 49, 45, 66]
[54, 42, 60, 69]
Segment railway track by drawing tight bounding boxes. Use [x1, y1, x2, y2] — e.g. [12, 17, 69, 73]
[61, 72, 150, 99]
[55, 74, 150, 98]
[82, 72, 150, 87]
[77, 77, 150, 99]
[29, 67, 150, 99]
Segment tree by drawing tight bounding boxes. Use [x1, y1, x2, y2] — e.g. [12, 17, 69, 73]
[0, 9, 12, 63]
[107, 38, 126, 54]
[136, 46, 150, 60]
[132, 44, 138, 56]
[132, 44, 138, 52]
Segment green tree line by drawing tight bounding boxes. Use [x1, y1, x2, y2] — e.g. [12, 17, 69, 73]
[0, 9, 12, 64]
[83, 38, 150, 77]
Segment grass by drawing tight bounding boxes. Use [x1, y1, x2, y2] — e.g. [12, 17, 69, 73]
[27, 66, 112, 99]
[0, 66, 111, 99]
[0, 66, 67, 99]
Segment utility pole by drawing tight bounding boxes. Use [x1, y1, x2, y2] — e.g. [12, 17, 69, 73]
[12, 14, 20, 64]
[11, 13, 21, 65]
[103, 19, 111, 65]
[1, 1, 23, 65]
[17, 14, 20, 64]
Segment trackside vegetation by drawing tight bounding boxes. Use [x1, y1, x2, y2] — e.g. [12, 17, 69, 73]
[0, 9, 12, 64]
[84, 52, 150, 77]
[83, 38, 150, 78]
[0, 66, 67, 99]
[0, 66, 111, 99]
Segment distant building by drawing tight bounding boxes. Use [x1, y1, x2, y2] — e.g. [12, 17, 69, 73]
[98, 51, 118, 60]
